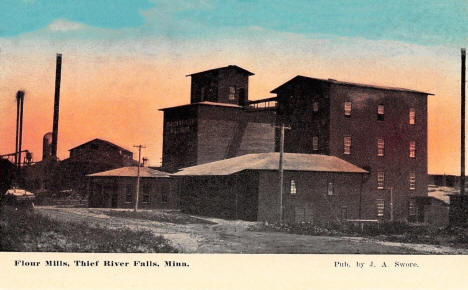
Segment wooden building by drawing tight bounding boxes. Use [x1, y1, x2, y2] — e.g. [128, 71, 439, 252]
[174, 153, 367, 224]
[270, 76, 432, 222]
[87, 166, 177, 209]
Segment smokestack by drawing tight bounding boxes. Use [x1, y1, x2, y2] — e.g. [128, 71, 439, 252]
[462, 48, 466, 195]
[51, 53, 62, 158]
[18, 91, 24, 168]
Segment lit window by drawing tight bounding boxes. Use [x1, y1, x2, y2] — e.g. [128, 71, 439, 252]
[377, 104, 384, 121]
[313, 101, 319, 112]
[327, 182, 334, 196]
[409, 200, 416, 216]
[377, 171, 385, 189]
[409, 108, 415, 125]
[290, 180, 296, 195]
[344, 136, 351, 155]
[344, 101, 352, 117]
[229, 86, 236, 100]
[376, 199, 385, 217]
[377, 138, 384, 157]
[312, 136, 319, 151]
[409, 171, 416, 190]
[409, 141, 416, 158]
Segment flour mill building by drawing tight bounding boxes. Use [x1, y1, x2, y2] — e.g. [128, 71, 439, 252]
[161, 66, 432, 223]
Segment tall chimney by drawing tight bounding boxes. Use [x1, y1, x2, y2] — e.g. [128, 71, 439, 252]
[462, 48, 466, 195]
[51, 53, 62, 158]
[15, 92, 21, 167]
[18, 91, 25, 168]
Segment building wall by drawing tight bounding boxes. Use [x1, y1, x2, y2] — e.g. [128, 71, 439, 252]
[217, 69, 249, 106]
[197, 106, 275, 165]
[88, 176, 177, 209]
[276, 81, 331, 154]
[190, 72, 218, 103]
[328, 84, 428, 221]
[178, 171, 259, 220]
[162, 106, 198, 172]
[257, 170, 364, 224]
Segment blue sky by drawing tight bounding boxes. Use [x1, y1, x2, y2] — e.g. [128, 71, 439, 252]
[1, 0, 467, 45]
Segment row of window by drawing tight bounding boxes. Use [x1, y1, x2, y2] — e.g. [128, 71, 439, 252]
[377, 171, 416, 190]
[377, 199, 417, 217]
[124, 184, 168, 204]
[344, 102, 416, 124]
[343, 136, 416, 158]
[289, 171, 416, 196]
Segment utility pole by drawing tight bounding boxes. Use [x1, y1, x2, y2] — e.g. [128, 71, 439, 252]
[274, 122, 291, 223]
[133, 145, 146, 212]
[461, 48, 466, 196]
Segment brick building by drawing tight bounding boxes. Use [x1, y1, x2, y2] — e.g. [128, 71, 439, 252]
[174, 153, 367, 223]
[270, 76, 432, 221]
[160, 65, 276, 172]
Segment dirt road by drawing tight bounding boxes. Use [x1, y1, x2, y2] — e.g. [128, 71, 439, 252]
[36, 206, 468, 254]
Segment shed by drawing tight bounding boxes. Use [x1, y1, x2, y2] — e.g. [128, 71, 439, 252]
[87, 166, 177, 209]
[173, 153, 368, 224]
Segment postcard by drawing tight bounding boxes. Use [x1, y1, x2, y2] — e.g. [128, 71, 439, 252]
[1, 1, 467, 289]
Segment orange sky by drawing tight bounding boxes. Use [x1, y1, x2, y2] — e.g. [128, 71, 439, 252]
[0, 36, 464, 174]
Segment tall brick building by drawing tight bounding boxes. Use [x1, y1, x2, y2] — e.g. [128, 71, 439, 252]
[271, 76, 431, 221]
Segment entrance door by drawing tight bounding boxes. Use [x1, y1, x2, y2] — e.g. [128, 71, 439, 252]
[111, 193, 118, 208]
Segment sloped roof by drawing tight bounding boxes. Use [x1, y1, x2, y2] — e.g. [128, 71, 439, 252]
[159, 101, 242, 111]
[173, 153, 368, 176]
[186, 65, 254, 76]
[270, 75, 433, 95]
[87, 166, 170, 178]
[69, 138, 132, 154]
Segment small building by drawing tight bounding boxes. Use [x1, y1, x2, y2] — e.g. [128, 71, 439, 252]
[87, 166, 177, 209]
[173, 152, 368, 224]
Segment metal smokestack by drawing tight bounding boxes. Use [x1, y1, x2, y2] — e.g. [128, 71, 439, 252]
[51, 53, 62, 158]
[18, 91, 24, 167]
[15, 91, 25, 168]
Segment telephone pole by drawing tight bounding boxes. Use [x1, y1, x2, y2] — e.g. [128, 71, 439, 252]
[133, 145, 146, 212]
[274, 122, 291, 223]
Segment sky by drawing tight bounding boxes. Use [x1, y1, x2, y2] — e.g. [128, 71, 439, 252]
[0, 0, 467, 174]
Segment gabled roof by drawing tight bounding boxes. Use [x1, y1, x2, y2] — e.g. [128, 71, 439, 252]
[270, 75, 433, 95]
[186, 65, 254, 77]
[87, 166, 170, 178]
[69, 138, 132, 154]
[159, 101, 242, 111]
[173, 153, 368, 176]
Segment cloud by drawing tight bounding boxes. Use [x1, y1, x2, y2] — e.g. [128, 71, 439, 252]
[47, 19, 85, 32]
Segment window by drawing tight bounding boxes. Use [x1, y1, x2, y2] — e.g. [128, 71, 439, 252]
[290, 180, 297, 195]
[409, 171, 416, 190]
[409, 108, 415, 125]
[377, 138, 384, 157]
[229, 86, 236, 100]
[313, 101, 319, 112]
[376, 199, 385, 217]
[161, 192, 168, 203]
[142, 184, 151, 204]
[409, 200, 416, 216]
[377, 104, 384, 121]
[344, 136, 351, 155]
[327, 182, 334, 196]
[344, 101, 352, 117]
[125, 184, 133, 203]
[409, 141, 416, 158]
[341, 206, 348, 220]
[312, 136, 319, 151]
[377, 171, 385, 189]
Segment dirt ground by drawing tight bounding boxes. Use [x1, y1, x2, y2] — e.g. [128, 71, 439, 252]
[36, 206, 468, 254]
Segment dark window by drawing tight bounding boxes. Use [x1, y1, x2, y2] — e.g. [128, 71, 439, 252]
[91, 143, 99, 150]
[344, 101, 351, 117]
[229, 86, 236, 100]
[377, 171, 385, 189]
[344, 136, 351, 155]
[377, 138, 384, 157]
[377, 199, 385, 217]
[409, 171, 416, 190]
[313, 101, 319, 112]
[410, 141, 416, 158]
[161, 191, 168, 203]
[327, 182, 334, 195]
[377, 104, 384, 121]
[312, 136, 319, 151]
[142, 184, 151, 204]
[341, 206, 348, 220]
[125, 184, 133, 203]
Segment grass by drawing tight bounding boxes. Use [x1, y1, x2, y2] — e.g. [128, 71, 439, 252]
[0, 206, 178, 252]
[105, 209, 216, 225]
[250, 221, 468, 249]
